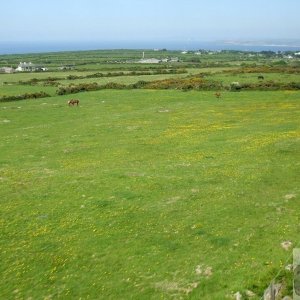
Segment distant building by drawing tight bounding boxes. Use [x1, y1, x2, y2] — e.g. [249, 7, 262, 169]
[59, 65, 75, 70]
[0, 67, 14, 73]
[139, 58, 161, 64]
[15, 62, 46, 72]
[169, 57, 179, 62]
[16, 62, 36, 72]
[160, 58, 169, 63]
[131, 52, 179, 64]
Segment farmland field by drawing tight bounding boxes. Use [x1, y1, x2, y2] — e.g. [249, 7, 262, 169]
[0, 50, 300, 299]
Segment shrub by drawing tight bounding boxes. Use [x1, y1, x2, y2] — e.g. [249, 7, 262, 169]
[129, 81, 148, 89]
[0, 92, 51, 102]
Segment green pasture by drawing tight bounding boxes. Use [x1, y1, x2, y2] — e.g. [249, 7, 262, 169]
[2, 65, 300, 100]
[0, 84, 56, 97]
[206, 72, 300, 85]
[0, 71, 98, 84]
[0, 89, 299, 299]
[0, 68, 202, 98]
[60, 72, 193, 87]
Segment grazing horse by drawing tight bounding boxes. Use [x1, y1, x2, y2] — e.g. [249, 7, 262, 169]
[215, 92, 221, 98]
[258, 75, 264, 80]
[68, 99, 79, 106]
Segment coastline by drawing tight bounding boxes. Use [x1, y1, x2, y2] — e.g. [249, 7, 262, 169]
[1, 40, 300, 55]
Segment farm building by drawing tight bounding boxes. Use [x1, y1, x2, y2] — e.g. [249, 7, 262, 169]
[139, 58, 161, 64]
[16, 62, 36, 72]
[137, 57, 179, 63]
[15, 62, 47, 72]
[0, 67, 14, 73]
[59, 65, 75, 70]
[169, 57, 179, 62]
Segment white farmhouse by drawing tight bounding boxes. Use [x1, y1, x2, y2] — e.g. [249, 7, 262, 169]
[15, 62, 46, 72]
[16, 62, 35, 72]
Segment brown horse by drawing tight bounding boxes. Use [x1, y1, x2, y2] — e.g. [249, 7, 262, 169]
[68, 99, 79, 106]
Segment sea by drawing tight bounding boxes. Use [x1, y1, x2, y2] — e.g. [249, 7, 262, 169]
[1, 41, 300, 55]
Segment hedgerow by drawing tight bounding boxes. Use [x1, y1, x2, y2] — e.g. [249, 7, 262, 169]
[11, 69, 188, 86]
[0, 92, 51, 102]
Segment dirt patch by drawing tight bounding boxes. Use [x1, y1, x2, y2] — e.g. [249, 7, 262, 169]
[154, 280, 199, 295]
[284, 193, 296, 200]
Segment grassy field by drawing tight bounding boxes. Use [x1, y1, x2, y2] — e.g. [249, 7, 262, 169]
[206, 72, 300, 85]
[0, 68, 200, 98]
[2, 69, 300, 99]
[1, 89, 299, 299]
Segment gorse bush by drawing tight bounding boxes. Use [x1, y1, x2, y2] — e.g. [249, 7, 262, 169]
[101, 82, 127, 89]
[57, 83, 100, 95]
[140, 77, 223, 90]
[0, 91, 51, 102]
[55, 76, 300, 96]
[56, 82, 127, 95]
[17, 77, 61, 85]
[56, 77, 223, 95]
[128, 80, 148, 89]
[231, 81, 300, 91]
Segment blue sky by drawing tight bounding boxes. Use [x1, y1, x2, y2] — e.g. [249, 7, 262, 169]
[1, 0, 300, 42]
